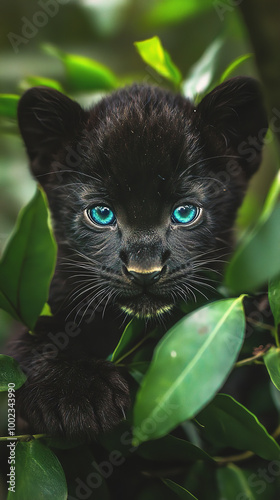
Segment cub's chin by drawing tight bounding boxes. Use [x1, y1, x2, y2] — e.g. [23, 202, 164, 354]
[118, 294, 174, 319]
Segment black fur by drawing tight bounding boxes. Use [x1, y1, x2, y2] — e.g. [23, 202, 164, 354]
[12, 78, 267, 440]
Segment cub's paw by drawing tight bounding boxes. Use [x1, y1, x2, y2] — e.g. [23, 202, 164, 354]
[17, 359, 130, 441]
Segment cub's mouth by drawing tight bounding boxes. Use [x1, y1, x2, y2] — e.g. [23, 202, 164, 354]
[117, 293, 174, 319]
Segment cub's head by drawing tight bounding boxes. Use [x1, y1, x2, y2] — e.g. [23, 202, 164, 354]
[18, 79, 267, 318]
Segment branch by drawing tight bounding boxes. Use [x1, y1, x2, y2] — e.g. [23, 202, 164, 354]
[0, 433, 46, 442]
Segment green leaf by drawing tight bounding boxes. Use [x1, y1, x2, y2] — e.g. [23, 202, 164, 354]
[0, 290, 21, 324]
[270, 382, 280, 413]
[137, 434, 214, 463]
[0, 94, 19, 119]
[220, 53, 253, 83]
[42, 436, 83, 450]
[21, 76, 64, 92]
[184, 462, 219, 500]
[7, 440, 67, 500]
[128, 361, 150, 384]
[217, 464, 256, 500]
[260, 169, 280, 222]
[133, 296, 245, 445]
[162, 479, 198, 500]
[236, 192, 262, 230]
[128, 361, 150, 374]
[225, 202, 280, 293]
[269, 274, 280, 327]
[111, 318, 146, 363]
[40, 302, 53, 318]
[0, 354, 26, 391]
[134, 36, 182, 86]
[0, 188, 57, 329]
[228, 172, 280, 293]
[144, 0, 213, 27]
[183, 37, 224, 102]
[264, 347, 280, 391]
[43, 44, 118, 91]
[198, 394, 280, 460]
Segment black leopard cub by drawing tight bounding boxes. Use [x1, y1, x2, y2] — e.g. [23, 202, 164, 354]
[12, 77, 267, 440]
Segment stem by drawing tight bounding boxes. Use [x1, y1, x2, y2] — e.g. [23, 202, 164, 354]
[0, 433, 46, 442]
[275, 325, 280, 348]
[272, 424, 280, 439]
[214, 424, 280, 466]
[235, 347, 271, 367]
[246, 317, 276, 333]
[115, 331, 155, 365]
[214, 450, 254, 466]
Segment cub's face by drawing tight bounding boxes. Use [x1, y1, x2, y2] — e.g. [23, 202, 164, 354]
[17, 81, 267, 318]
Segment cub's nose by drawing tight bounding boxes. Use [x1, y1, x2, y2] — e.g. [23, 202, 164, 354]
[124, 268, 163, 287]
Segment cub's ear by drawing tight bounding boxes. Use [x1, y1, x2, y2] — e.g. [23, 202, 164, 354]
[196, 77, 268, 175]
[17, 86, 86, 176]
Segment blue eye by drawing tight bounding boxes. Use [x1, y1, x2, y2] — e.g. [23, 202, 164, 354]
[172, 204, 200, 225]
[87, 206, 116, 226]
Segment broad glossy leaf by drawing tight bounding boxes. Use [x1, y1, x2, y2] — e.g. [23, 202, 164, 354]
[0, 188, 57, 329]
[217, 464, 256, 500]
[225, 203, 280, 293]
[162, 479, 198, 500]
[198, 394, 280, 460]
[134, 37, 182, 86]
[137, 434, 214, 463]
[0, 94, 19, 119]
[183, 37, 224, 101]
[269, 275, 280, 327]
[0, 354, 26, 391]
[144, 0, 213, 27]
[264, 347, 280, 390]
[133, 297, 245, 444]
[111, 318, 146, 362]
[7, 440, 67, 500]
[43, 44, 118, 91]
[220, 53, 252, 82]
